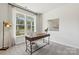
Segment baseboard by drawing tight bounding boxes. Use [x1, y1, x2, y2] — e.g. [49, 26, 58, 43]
[15, 42, 25, 46]
[50, 40, 79, 49]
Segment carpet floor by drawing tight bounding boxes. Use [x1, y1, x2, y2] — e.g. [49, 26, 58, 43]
[0, 41, 79, 55]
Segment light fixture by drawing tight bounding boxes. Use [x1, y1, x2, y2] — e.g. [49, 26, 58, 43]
[0, 20, 11, 50]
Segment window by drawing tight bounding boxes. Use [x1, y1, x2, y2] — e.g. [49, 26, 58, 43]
[16, 13, 25, 36]
[16, 12, 35, 36]
[26, 16, 34, 32]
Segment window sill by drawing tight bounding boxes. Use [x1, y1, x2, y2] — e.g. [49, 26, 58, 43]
[16, 35, 25, 37]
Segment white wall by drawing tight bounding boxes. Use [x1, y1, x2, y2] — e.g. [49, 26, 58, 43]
[43, 4, 79, 48]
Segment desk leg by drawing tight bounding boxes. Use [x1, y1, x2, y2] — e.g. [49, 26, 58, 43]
[25, 39, 27, 52]
[30, 41, 32, 55]
[48, 36, 50, 44]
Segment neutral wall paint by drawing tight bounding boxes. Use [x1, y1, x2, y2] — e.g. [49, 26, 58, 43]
[43, 4, 79, 48]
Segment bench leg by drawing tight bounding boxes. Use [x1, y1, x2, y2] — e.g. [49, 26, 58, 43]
[30, 41, 32, 55]
[48, 36, 50, 44]
[25, 40, 27, 52]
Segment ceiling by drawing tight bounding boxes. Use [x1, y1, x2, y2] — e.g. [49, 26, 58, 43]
[17, 3, 67, 14]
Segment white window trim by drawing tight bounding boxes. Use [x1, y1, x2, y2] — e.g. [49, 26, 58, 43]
[16, 11, 26, 37]
[26, 14, 36, 32]
[12, 8, 36, 38]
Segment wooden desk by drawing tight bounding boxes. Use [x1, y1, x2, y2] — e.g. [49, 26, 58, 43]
[25, 32, 50, 55]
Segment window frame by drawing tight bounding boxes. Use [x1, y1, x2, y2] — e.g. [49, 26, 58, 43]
[16, 11, 26, 37]
[26, 15, 35, 32]
[15, 11, 36, 37]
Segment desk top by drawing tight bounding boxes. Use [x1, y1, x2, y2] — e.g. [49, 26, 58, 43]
[25, 32, 50, 41]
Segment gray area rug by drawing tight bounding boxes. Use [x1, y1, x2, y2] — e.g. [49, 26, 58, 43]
[0, 41, 79, 55]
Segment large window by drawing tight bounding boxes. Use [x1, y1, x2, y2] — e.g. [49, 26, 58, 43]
[16, 13, 25, 36]
[26, 16, 34, 32]
[16, 12, 35, 36]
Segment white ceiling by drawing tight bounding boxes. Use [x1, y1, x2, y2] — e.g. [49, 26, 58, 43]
[17, 3, 67, 13]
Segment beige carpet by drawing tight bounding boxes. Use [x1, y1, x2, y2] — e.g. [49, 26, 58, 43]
[0, 41, 79, 55]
